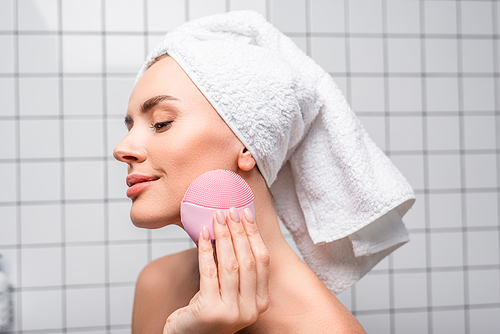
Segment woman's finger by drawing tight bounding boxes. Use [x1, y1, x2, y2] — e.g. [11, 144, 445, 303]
[241, 208, 270, 310]
[198, 224, 220, 300]
[213, 209, 240, 304]
[226, 207, 257, 303]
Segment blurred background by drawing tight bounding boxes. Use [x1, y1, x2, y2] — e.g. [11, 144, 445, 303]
[0, 0, 498, 333]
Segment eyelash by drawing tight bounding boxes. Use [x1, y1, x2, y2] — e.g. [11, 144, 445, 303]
[150, 121, 173, 132]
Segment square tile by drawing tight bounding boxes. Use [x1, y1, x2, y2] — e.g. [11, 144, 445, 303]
[309, 0, 344, 33]
[106, 78, 135, 116]
[108, 202, 147, 241]
[18, 0, 58, 31]
[21, 247, 61, 287]
[393, 232, 427, 270]
[335, 287, 352, 311]
[65, 203, 105, 243]
[310, 37, 346, 73]
[105, 35, 145, 74]
[61, 0, 102, 31]
[389, 115, 423, 151]
[64, 119, 104, 158]
[394, 312, 428, 334]
[425, 39, 458, 73]
[19, 77, 59, 116]
[356, 313, 390, 333]
[19, 119, 60, 159]
[388, 155, 425, 191]
[21, 290, 62, 331]
[271, 0, 306, 33]
[387, 0, 420, 34]
[462, 39, 494, 74]
[189, 0, 226, 20]
[62, 35, 103, 73]
[0, 120, 16, 159]
[468, 269, 500, 305]
[0, 78, 15, 116]
[426, 77, 459, 113]
[0, 35, 14, 73]
[466, 192, 498, 228]
[21, 204, 61, 244]
[109, 286, 135, 326]
[64, 161, 104, 200]
[428, 193, 462, 229]
[18, 35, 58, 73]
[393, 272, 427, 309]
[462, 77, 495, 112]
[0, 206, 17, 246]
[388, 77, 422, 112]
[469, 308, 500, 334]
[349, 38, 384, 73]
[107, 159, 128, 200]
[428, 154, 462, 190]
[0, 163, 16, 203]
[63, 78, 103, 116]
[0, 248, 18, 286]
[430, 231, 463, 268]
[358, 115, 385, 151]
[402, 193, 426, 229]
[147, 0, 186, 31]
[65, 245, 105, 285]
[66, 287, 106, 328]
[464, 115, 496, 150]
[460, 1, 493, 35]
[152, 241, 193, 260]
[109, 244, 148, 283]
[387, 38, 421, 73]
[355, 273, 390, 311]
[105, 0, 143, 31]
[467, 230, 499, 266]
[350, 77, 385, 112]
[20, 162, 61, 202]
[431, 271, 464, 307]
[0, 0, 14, 30]
[465, 154, 497, 189]
[424, 1, 457, 34]
[426, 115, 460, 151]
[432, 309, 465, 334]
[349, 0, 383, 34]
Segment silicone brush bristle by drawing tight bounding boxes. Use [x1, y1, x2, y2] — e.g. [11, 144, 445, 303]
[182, 170, 254, 209]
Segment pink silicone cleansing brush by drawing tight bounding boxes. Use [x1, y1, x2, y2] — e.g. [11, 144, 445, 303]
[180, 169, 255, 244]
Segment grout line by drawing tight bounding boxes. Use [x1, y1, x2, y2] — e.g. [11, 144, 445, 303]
[418, 1, 434, 333]
[455, 2, 471, 333]
[99, 1, 111, 332]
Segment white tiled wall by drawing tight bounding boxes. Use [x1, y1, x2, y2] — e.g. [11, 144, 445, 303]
[0, 0, 498, 333]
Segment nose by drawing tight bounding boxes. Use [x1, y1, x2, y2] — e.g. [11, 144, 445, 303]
[113, 133, 147, 164]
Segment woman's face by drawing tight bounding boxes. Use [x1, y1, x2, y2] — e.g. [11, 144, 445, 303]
[113, 56, 242, 229]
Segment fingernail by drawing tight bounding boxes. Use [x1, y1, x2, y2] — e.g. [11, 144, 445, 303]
[216, 210, 226, 225]
[244, 208, 254, 223]
[202, 226, 210, 241]
[229, 207, 240, 222]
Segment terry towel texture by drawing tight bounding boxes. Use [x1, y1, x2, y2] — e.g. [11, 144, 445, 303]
[137, 10, 416, 294]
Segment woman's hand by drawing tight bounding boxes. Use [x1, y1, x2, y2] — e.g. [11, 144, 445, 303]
[163, 207, 270, 334]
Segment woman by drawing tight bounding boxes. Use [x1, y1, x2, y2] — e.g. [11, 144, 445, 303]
[114, 10, 414, 334]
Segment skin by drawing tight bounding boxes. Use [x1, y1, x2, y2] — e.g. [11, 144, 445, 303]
[113, 56, 366, 333]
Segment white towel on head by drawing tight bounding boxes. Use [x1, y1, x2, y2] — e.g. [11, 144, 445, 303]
[137, 10, 416, 294]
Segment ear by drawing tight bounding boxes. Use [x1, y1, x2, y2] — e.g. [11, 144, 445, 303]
[237, 147, 256, 172]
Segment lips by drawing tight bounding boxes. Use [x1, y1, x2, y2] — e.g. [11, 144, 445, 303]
[126, 174, 159, 198]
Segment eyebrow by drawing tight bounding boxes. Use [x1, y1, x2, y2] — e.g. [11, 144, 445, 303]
[124, 95, 179, 128]
[140, 95, 179, 114]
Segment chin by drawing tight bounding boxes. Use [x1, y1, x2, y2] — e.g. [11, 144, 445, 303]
[129, 201, 181, 230]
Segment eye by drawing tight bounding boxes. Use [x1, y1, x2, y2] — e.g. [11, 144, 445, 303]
[150, 120, 173, 132]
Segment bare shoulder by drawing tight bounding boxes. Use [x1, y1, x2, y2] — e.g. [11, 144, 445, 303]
[132, 247, 199, 334]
